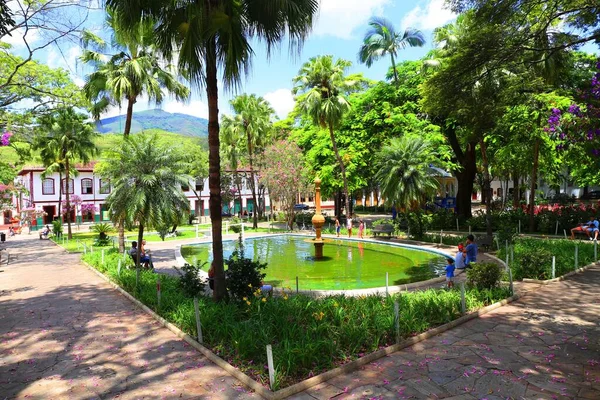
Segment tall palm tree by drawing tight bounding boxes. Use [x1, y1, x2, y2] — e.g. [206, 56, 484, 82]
[358, 17, 425, 85]
[221, 94, 274, 228]
[375, 136, 440, 209]
[35, 109, 98, 239]
[105, 0, 319, 301]
[80, 10, 190, 136]
[293, 55, 359, 219]
[220, 116, 245, 218]
[100, 134, 190, 286]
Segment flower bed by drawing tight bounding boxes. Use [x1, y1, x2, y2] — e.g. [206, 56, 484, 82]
[83, 249, 510, 389]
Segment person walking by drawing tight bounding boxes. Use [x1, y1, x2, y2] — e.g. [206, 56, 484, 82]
[347, 216, 353, 237]
[335, 217, 341, 237]
[358, 219, 365, 239]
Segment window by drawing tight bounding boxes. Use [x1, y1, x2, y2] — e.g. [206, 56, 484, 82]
[99, 179, 111, 194]
[42, 178, 55, 195]
[182, 183, 190, 192]
[81, 178, 93, 194]
[61, 178, 74, 194]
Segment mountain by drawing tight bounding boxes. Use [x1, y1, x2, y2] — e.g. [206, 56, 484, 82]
[95, 109, 208, 137]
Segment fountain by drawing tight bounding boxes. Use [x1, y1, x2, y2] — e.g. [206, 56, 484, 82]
[311, 177, 326, 259]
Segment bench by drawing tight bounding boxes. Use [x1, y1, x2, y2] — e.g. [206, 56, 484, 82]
[372, 224, 395, 238]
[474, 235, 493, 251]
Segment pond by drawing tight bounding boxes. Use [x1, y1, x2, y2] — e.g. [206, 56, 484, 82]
[180, 235, 449, 291]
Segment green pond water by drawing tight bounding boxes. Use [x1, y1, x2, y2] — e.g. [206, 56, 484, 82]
[181, 235, 448, 290]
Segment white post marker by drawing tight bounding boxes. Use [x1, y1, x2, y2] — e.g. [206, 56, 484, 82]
[296, 276, 299, 294]
[456, 218, 459, 231]
[564, 229, 568, 239]
[595, 240, 598, 262]
[508, 267, 514, 296]
[555, 221, 559, 236]
[575, 244, 579, 270]
[241, 222, 245, 240]
[101, 249, 105, 265]
[551, 256, 556, 279]
[385, 272, 389, 297]
[440, 230, 443, 245]
[90, 245, 93, 254]
[510, 246, 514, 266]
[194, 298, 203, 343]
[157, 278, 161, 310]
[460, 282, 466, 315]
[495, 236, 500, 250]
[83, 244, 87, 255]
[117, 259, 122, 277]
[469, 225, 472, 234]
[266, 344, 275, 390]
[518, 220, 521, 234]
[394, 301, 400, 344]
[196, 224, 199, 238]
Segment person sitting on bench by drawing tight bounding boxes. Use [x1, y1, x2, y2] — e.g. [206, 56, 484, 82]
[129, 241, 150, 268]
[570, 216, 597, 240]
[39, 225, 51, 239]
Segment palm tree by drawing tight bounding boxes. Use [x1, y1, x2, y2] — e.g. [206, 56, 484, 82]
[100, 134, 190, 286]
[358, 17, 425, 85]
[221, 94, 274, 228]
[375, 136, 440, 210]
[105, 0, 319, 301]
[220, 116, 245, 217]
[80, 10, 190, 136]
[35, 109, 98, 239]
[293, 55, 359, 219]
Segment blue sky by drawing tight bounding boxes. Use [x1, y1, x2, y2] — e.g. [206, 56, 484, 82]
[3, 0, 458, 121]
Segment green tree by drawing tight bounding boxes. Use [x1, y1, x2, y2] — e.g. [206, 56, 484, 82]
[106, 0, 319, 302]
[221, 94, 274, 228]
[293, 55, 359, 219]
[80, 11, 190, 136]
[99, 134, 190, 285]
[375, 136, 440, 210]
[358, 17, 425, 85]
[34, 109, 98, 239]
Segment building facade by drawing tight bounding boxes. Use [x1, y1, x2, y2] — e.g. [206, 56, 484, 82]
[14, 165, 269, 229]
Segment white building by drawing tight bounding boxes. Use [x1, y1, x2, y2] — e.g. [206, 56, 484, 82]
[14, 164, 269, 229]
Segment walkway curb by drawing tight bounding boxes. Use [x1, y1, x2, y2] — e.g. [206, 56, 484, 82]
[522, 261, 599, 284]
[81, 261, 275, 400]
[80, 256, 520, 400]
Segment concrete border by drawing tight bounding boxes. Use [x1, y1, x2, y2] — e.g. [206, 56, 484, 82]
[175, 233, 457, 297]
[522, 261, 599, 284]
[78, 252, 521, 400]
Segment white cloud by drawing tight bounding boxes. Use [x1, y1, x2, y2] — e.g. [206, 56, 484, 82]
[46, 45, 81, 72]
[1, 27, 40, 48]
[312, 0, 390, 39]
[401, 0, 456, 31]
[162, 100, 209, 119]
[264, 89, 295, 120]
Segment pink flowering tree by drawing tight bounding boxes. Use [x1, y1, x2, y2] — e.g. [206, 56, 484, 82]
[259, 140, 309, 230]
[547, 59, 600, 184]
[61, 195, 82, 220]
[80, 203, 97, 221]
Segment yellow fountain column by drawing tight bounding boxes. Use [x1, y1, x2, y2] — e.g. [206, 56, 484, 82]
[311, 177, 325, 259]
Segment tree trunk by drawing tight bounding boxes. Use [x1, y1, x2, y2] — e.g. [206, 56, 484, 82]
[512, 171, 520, 209]
[328, 124, 350, 218]
[136, 222, 144, 289]
[65, 157, 72, 239]
[529, 138, 540, 232]
[454, 143, 477, 219]
[124, 95, 135, 137]
[235, 173, 243, 217]
[118, 218, 125, 253]
[57, 171, 62, 221]
[206, 41, 226, 302]
[390, 53, 399, 85]
[479, 139, 493, 238]
[246, 128, 259, 229]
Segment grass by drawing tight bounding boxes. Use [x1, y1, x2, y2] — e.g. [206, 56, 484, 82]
[498, 237, 597, 280]
[51, 231, 114, 253]
[83, 249, 511, 390]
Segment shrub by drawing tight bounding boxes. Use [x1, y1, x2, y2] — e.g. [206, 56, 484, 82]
[466, 262, 502, 290]
[514, 247, 552, 280]
[224, 238, 266, 300]
[295, 212, 314, 229]
[52, 220, 63, 237]
[229, 216, 241, 233]
[404, 211, 431, 240]
[91, 222, 113, 239]
[175, 262, 207, 297]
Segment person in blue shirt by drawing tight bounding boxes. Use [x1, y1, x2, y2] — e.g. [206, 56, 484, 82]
[571, 216, 598, 240]
[465, 234, 478, 267]
[586, 216, 599, 241]
[445, 258, 455, 288]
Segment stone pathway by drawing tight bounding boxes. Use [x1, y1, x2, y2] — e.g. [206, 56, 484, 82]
[290, 265, 600, 399]
[0, 234, 257, 399]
